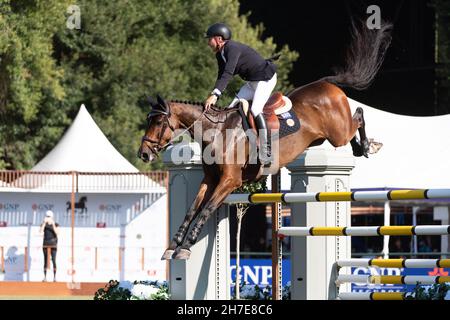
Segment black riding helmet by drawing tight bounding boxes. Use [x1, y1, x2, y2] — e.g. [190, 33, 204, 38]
[205, 23, 232, 40]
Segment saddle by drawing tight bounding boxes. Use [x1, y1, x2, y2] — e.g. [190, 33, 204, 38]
[240, 92, 293, 133]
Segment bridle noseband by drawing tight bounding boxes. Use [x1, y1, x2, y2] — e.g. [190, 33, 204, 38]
[141, 101, 208, 158]
[141, 108, 175, 156]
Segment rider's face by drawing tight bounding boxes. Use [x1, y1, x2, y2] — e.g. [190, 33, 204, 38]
[207, 36, 223, 53]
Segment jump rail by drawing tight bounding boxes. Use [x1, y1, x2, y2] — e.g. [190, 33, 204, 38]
[278, 225, 450, 237]
[336, 274, 450, 285]
[336, 258, 450, 268]
[338, 292, 407, 300]
[223, 188, 450, 300]
[224, 189, 450, 204]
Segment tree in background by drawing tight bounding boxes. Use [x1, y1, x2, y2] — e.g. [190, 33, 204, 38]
[0, 0, 71, 169]
[0, 0, 298, 170]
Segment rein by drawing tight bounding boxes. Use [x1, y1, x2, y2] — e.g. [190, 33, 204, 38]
[141, 100, 241, 156]
[141, 107, 208, 155]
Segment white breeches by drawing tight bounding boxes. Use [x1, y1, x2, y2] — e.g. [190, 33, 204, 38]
[228, 73, 277, 117]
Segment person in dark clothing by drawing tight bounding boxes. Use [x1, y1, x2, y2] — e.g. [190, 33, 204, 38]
[204, 23, 277, 166]
[39, 210, 59, 282]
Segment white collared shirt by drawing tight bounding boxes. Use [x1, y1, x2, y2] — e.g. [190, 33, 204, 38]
[220, 49, 226, 63]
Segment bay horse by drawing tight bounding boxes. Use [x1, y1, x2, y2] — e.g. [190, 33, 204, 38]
[138, 21, 392, 259]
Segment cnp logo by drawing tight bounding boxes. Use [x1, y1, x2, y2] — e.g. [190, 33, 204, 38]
[31, 203, 54, 211]
[0, 203, 19, 211]
[99, 204, 122, 212]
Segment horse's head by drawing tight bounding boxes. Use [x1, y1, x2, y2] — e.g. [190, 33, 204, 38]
[138, 95, 176, 163]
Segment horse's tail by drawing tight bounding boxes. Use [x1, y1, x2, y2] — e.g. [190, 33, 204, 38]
[321, 19, 393, 90]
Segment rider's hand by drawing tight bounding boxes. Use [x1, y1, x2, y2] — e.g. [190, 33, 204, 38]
[204, 95, 218, 111]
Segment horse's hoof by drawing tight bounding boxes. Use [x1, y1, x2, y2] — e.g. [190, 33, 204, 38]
[362, 140, 370, 158]
[352, 149, 363, 157]
[161, 249, 175, 260]
[173, 248, 191, 260]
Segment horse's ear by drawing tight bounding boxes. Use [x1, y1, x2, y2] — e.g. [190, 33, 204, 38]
[147, 95, 158, 108]
[157, 94, 167, 108]
[156, 94, 170, 115]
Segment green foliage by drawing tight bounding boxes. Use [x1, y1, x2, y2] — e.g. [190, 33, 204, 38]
[148, 284, 170, 300]
[0, 0, 298, 170]
[93, 280, 170, 300]
[0, 0, 71, 169]
[405, 283, 450, 300]
[232, 283, 291, 300]
[232, 176, 267, 210]
[131, 281, 170, 300]
[239, 284, 271, 300]
[233, 176, 267, 194]
[94, 280, 131, 300]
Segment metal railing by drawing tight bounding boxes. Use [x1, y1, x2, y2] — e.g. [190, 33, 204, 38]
[0, 170, 168, 192]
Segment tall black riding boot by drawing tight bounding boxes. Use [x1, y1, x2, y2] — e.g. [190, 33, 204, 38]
[254, 114, 272, 167]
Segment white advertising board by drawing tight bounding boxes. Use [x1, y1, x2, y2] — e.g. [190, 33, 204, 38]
[0, 192, 167, 283]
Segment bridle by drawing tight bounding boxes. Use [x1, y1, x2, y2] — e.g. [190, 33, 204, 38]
[141, 108, 175, 157]
[141, 102, 207, 157]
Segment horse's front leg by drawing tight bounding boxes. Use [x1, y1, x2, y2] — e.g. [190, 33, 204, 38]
[161, 177, 217, 260]
[173, 174, 242, 259]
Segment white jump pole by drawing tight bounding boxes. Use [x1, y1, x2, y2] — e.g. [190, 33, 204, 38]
[336, 274, 450, 285]
[336, 258, 450, 268]
[225, 189, 450, 204]
[338, 292, 406, 300]
[278, 225, 450, 236]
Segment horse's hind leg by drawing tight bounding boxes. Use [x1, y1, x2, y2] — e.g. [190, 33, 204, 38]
[350, 107, 370, 158]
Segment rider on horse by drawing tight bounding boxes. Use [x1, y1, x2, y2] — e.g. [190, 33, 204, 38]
[204, 23, 278, 166]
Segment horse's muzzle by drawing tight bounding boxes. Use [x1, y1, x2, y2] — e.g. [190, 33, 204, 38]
[141, 152, 150, 162]
[137, 147, 154, 163]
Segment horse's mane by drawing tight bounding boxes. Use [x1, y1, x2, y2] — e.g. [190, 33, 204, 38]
[169, 100, 238, 114]
[170, 99, 207, 107]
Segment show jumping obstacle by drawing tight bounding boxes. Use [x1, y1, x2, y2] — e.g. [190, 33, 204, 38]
[274, 222, 450, 298]
[225, 189, 450, 204]
[336, 258, 450, 268]
[336, 274, 450, 285]
[277, 225, 450, 237]
[223, 188, 450, 300]
[334, 259, 450, 300]
[338, 292, 407, 300]
[278, 224, 450, 299]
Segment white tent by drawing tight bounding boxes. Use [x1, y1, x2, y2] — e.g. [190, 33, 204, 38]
[269, 98, 450, 190]
[33, 104, 138, 172]
[8, 105, 165, 193]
